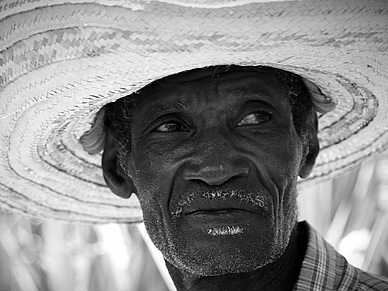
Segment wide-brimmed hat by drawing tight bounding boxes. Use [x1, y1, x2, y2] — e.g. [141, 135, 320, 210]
[0, 0, 387, 223]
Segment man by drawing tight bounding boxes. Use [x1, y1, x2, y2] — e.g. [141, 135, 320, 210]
[1, 0, 388, 290]
[100, 65, 388, 290]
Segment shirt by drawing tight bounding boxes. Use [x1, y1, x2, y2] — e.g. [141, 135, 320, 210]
[294, 222, 388, 291]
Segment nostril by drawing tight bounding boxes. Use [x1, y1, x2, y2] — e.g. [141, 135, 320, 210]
[238, 167, 249, 177]
[183, 163, 249, 186]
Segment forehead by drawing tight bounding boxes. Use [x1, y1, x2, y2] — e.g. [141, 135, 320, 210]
[135, 66, 289, 111]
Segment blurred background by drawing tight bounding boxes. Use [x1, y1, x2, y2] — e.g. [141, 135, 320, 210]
[1, 151, 388, 291]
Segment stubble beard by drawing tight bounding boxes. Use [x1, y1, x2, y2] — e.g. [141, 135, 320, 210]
[143, 188, 299, 277]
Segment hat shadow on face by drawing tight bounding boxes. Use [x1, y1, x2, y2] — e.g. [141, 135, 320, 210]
[101, 67, 321, 200]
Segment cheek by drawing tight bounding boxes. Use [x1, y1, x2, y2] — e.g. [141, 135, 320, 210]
[130, 150, 173, 249]
[254, 132, 302, 216]
[131, 140, 189, 191]
[131, 146, 168, 189]
[272, 137, 301, 223]
[131, 166, 182, 259]
[129, 145, 181, 222]
[269, 131, 303, 178]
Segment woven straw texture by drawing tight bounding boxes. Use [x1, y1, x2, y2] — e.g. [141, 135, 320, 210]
[0, 0, 387, 223]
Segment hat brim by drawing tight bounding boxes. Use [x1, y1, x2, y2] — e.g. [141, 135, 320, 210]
[1, 0, 387, 223]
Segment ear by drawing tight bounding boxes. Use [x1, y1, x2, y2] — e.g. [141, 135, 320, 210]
[102, 131, 137, 199]
[299, 110, 320, 178]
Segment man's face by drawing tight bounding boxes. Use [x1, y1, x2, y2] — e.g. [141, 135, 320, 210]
[125, 67, 305, 275]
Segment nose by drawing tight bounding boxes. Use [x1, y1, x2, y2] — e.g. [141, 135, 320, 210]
[183, 155, 250, 186]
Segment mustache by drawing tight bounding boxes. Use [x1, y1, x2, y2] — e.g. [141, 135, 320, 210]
[170, 188, 268, 217]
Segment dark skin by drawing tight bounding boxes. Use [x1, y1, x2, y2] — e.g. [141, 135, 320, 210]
[102, 67, 319, 291]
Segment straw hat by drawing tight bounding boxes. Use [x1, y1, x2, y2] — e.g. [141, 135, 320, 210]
[0, 0, 387, 223]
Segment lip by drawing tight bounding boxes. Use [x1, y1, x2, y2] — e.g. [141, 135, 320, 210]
[186, 208, 254, 216]
[184, 208, 259, 227]
[181, 198, 266, 217]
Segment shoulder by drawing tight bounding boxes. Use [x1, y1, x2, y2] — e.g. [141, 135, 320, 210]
[356, 269, 388, 291]
[295, 222, 388, 291]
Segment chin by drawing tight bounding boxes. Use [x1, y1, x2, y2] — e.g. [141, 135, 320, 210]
[143, 192, 299, 277]
[194, 247, 285, 276]
[160, 221, 292, 277]
[164, 240, 287, 277]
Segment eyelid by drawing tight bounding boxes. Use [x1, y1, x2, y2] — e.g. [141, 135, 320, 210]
[236, 109, 272, 126]
[150, 114, 189, 132]
[155, 120, 188, 132]
[237, 100, 272, 115]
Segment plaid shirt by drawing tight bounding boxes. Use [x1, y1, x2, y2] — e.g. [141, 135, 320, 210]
[294, 222, 388, 290]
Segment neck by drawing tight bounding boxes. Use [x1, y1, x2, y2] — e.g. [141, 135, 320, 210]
[166, 223, 307, 291]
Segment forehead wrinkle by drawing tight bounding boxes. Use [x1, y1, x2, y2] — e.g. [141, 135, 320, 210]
[221, 87, 273, 101]
[135, 88, 193, 118]
[216, 78, 274, 99]
[154, 99, 191, 114]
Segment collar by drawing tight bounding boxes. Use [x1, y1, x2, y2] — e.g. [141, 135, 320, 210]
[293, 221, 358, 291]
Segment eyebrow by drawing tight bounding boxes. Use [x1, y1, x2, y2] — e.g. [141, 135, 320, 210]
[222, 87, 272, 98]
[140, 84, 276, 118]
[153, 99, 191, 114]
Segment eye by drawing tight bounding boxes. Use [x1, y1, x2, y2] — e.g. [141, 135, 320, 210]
[155, 121, 188, 132]
[237, 111, 271, 126]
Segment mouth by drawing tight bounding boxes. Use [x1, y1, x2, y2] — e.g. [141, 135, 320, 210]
[170, 188, 268, 234]
[186, 208, 254, 216]
[184, 207, 259, 228]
